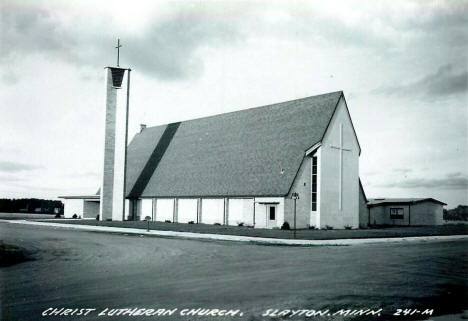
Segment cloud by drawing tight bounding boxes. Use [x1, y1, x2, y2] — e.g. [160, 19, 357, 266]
[372, 64, 468, 99]
[377, 172, 468, 190]
[393, 168, 412, 175]
[0, 2, 243, 81]
[0, 3, 73, 63]
[0, 160, 42, 173]
[0, 174, 25, 182]
[124, 14, 242, 80]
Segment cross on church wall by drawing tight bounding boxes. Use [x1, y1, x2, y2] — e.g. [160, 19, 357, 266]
[330, 123, 352, 210]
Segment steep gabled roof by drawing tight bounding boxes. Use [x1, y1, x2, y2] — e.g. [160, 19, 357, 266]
[125, 91, 343, 198]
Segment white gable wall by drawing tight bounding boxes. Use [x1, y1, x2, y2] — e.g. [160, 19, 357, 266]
[319, 97, 360, 228]
[284, 157, 312, 229]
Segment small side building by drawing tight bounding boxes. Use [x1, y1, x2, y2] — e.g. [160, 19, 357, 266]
[59, 195, 101, 219]
[367, 198, 446, 226]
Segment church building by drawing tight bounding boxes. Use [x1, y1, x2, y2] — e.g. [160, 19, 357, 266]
[125, 91, 363, 229]
[62, 73, 367, 228]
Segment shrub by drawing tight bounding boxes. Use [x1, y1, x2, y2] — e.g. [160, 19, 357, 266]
[344, 225, 352, 230]
[308, 225, 316, 230]
[165, 220, 171, 223]
[238, 222, 244, 227]
[325, 225, 333, 230]
[72, 214, 78, 219]
[214, 222, 221, 226]
[281, 222, 290, 230]
[188, 221, 194, 224]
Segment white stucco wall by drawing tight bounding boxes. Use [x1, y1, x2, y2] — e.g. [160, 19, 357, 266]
[319, 97, 360, 228]
[254, 197, 284, 228]
[155, 198, 174, 222]
[284, 156, 313, 229]
[83, 201, 99, 219]
[178, 199, 198, 223]
[201, 198, 224, 224]
[64, 199, 84, 218]
[228, 198, 254, 226]
[139, 199, 153, 221]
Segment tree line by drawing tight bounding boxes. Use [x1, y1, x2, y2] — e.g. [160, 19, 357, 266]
[443, 205, 468, 221]
[0, 198, 64, 214]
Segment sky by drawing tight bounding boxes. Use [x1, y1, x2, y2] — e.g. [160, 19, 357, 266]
[0, 0, 467, 208]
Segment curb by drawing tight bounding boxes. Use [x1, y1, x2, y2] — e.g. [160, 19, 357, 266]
[3, 219, 468, 246]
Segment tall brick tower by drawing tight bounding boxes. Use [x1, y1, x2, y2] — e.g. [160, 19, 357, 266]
[100, 39, 131, 221]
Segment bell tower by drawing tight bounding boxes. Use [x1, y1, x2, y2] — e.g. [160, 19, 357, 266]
[100, 39, 131, 221]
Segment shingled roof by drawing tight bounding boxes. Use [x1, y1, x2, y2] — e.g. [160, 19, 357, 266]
[125, 91, 343, 198]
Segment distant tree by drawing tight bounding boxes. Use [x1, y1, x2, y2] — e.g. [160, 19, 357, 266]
[444, 205, 468, 221]
[0, 198, 64, 214]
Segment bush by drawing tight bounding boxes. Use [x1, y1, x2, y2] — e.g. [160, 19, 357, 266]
[164, 220, 171, 223]
[308, 225, 316, 230]
[214, 222, 221, 226]
[325, 225, 333, 230]
[72, 214, 78, 219]
[344, 225, 352, 230]
[188, 221, 194, 224]
[238, 222, 244, 227]
[281, 222, 290, 230]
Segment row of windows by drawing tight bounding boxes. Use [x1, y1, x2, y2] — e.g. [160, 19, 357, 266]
[390, 208, 404, 219]
[311, 156, 317, 211]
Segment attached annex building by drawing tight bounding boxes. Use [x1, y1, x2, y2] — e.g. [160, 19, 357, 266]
[62, 90, 368, 229]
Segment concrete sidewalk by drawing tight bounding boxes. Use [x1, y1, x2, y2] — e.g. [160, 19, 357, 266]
[3, 219, 468, 246]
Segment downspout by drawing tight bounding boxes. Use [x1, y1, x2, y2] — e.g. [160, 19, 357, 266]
[408, 203, 411, 226]
[368, 205, 370, 227]
[253, 198, 256, 226]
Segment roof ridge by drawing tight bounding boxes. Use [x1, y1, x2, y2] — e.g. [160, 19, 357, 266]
[142, 91, 343, 131]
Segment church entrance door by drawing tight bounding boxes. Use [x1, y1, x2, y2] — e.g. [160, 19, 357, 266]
[267, 205, 277, 228]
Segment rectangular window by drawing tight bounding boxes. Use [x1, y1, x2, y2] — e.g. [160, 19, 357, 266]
[269, 206, 276, 220]
[390, 208, 404, 219]
[311, 156, 318, 211]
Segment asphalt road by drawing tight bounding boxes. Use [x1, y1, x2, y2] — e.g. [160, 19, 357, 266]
[0, 222, 466, 321]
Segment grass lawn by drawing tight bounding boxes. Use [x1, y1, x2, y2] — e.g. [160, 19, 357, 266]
[37, 218, 467, 240]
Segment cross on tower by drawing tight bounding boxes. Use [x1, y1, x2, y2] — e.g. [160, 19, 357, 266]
[115, 38, 122, 67]
[330, 123, 352, 210]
